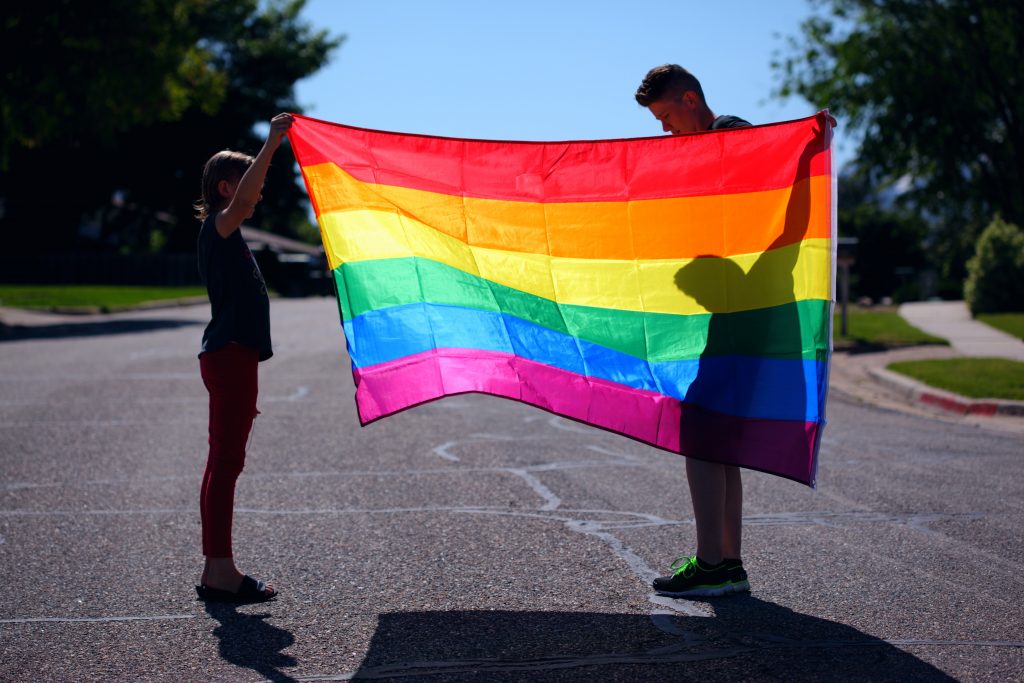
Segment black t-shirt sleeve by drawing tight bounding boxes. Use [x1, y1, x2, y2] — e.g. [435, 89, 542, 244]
[710, 115, 752, 130]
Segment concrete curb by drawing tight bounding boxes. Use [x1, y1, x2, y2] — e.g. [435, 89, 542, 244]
[0, 299, 209, 328]
[42, 296, 209, 315]
[868, 366, 1024, 418]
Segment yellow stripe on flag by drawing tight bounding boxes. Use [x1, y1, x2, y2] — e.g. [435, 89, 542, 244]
[319, 209, 831, 315]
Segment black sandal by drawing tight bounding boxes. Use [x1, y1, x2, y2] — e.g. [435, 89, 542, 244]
[196, 575, 277, 604]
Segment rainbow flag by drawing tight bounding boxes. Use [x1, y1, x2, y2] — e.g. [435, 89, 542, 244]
[288, 112, 835, 486]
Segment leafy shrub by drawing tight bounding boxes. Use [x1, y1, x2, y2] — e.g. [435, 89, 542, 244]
[964, 217, 1024, 315]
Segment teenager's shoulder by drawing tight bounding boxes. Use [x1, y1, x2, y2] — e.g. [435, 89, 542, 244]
[710, 115, 752, 130]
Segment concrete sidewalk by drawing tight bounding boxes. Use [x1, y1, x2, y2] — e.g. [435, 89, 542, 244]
[830, 346, 1019, 430]
[899, 300, 1024, 360]
[829, 301, 1024, 429]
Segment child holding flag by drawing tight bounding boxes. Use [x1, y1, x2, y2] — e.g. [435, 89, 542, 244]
[193, 112, 292, 603]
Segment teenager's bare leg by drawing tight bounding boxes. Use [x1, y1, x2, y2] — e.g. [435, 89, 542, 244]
[686, 460, 744, 564]
[722, 465, 743, 559]
[685, 457, 725, 565]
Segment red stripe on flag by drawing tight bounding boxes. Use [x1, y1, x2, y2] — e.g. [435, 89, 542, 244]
[289, 113, 832, 203]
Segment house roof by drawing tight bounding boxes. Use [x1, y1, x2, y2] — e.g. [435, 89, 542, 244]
[240, 226, 323, 256]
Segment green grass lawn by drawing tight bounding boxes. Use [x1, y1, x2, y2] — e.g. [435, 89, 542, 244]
[834, 306, 947, 349]
[976, 313, 1024, 341]
[888, 357, 1024, 400]
[0, 285, 206, 313]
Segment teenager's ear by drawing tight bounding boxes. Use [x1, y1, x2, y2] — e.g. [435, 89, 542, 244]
[217, 179, 234, 199]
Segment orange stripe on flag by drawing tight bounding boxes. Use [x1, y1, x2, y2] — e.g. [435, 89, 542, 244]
[301, 163, 830, 260]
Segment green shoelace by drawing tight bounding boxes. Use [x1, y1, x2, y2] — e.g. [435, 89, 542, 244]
[668, 555, 700, 577]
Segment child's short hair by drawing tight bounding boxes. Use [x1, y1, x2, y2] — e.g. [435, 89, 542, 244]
[194, 150, 255, 220]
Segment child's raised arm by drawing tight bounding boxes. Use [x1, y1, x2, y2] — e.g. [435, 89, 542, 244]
[215, 113, 294, 238]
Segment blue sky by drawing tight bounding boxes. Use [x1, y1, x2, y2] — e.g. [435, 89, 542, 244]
[293, 0, 854, 167]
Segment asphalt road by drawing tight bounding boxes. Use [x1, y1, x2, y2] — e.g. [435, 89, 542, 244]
[1, 298, 1022, 682]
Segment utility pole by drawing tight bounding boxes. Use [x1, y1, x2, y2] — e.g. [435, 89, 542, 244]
[837, 237, 858, 337]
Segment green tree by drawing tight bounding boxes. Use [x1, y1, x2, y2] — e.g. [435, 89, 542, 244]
[0, 0, 226, 169]
[774, 0, 1024, 288]
[0, 0, 341, 254]
[837, 167, 929, 302]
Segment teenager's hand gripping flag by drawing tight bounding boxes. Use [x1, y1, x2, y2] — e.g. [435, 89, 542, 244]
[288, 113, 835, 486]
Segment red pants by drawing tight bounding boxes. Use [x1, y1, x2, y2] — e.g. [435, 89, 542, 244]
[199, 343, 259, 558]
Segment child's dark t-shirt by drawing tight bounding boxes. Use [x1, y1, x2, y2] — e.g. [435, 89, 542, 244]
[197, 215, 273, 361]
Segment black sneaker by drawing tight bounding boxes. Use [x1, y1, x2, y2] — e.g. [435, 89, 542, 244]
[653, 556, 734, 597]
[723, 559, 750, 593]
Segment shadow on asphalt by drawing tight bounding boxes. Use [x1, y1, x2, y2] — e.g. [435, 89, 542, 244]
[204, 602, 298, 683]
[0, 318, 200, 342]
[352, 597, 953, 680]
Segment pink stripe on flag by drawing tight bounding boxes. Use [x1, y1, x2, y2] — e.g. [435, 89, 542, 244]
[352, 349, 822, 483]
[352, 349, 680, 449]
[679, 404, 820, 485]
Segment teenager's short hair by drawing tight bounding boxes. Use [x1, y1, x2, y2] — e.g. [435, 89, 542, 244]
[194, 150, 254, 220]
[634, 64, 706, 107]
